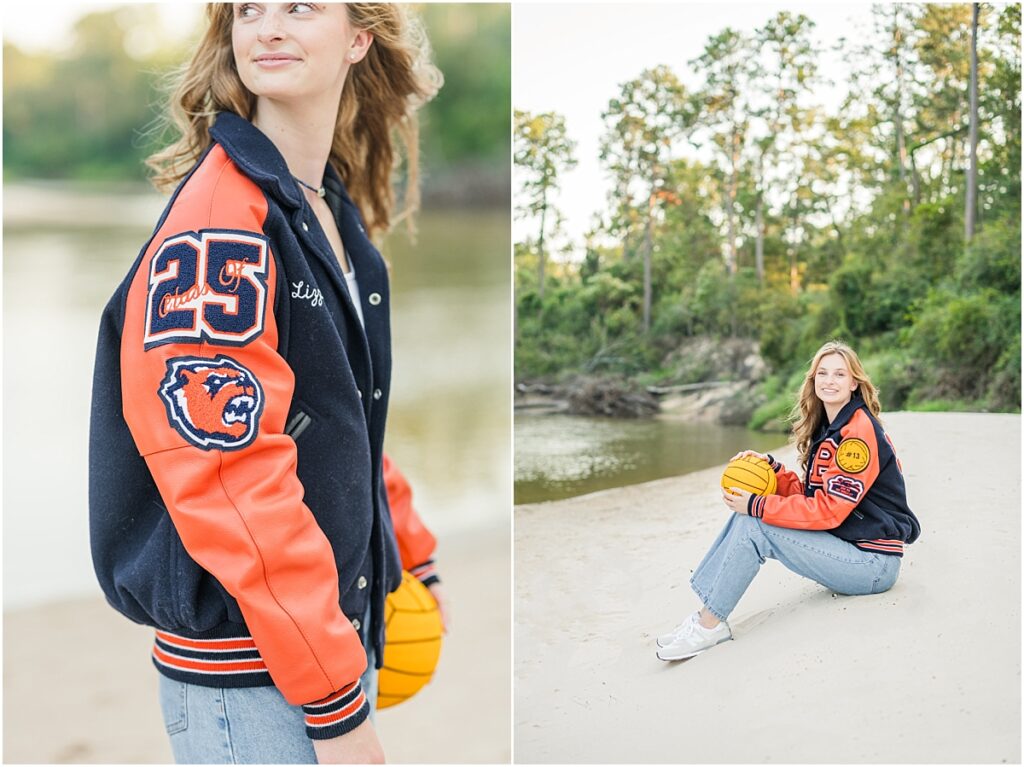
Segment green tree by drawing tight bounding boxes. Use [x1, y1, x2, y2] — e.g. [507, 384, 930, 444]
[749, 12, 820, 283]
[691, 28, 754, 276]
[514, 110, 577, 299]
[599, 65, 691, 333]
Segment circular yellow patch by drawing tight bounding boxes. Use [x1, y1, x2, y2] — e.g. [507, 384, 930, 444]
[836, 438, 870, 473]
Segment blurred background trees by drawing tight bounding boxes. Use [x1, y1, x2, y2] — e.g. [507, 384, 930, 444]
[3, 4, 510, 204]
[514, 3, 1020, 418]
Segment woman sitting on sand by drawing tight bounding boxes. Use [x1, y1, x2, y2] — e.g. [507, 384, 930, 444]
[656, 340, 921, 661]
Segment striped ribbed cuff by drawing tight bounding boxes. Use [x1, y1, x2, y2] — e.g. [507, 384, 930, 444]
[302, 680, 370, 740]
[855, 538, 905, 556]
[766, 454, 783, 472]
[747, 495, 767, 519]
[410, 559, 440, 588]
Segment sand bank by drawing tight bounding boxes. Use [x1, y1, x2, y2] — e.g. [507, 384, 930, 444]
[515, 412, 1020, 763]
[4, 524, 510, 764]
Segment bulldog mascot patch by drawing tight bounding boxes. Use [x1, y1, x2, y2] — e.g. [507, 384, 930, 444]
[159, 355, 264, 450]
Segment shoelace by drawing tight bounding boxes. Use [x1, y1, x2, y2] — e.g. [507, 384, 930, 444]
[673, 612, 700, 639]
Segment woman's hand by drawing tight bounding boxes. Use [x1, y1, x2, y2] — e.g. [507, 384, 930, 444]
[722, 487, 753, 514]
[730, 449, 770, 463]
[311, 719, 385, 764]
[427, 582, 451, 633]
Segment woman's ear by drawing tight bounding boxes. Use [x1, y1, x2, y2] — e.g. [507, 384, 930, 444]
[348, 30, 374, 64]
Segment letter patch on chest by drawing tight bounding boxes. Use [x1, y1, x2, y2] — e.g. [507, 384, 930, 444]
[836, 438, 870, 473]
[144, 229, 269, 349]
[810, 442, 836, 485]
[159, 355, 264, 450]
[827, 475, 865, 504]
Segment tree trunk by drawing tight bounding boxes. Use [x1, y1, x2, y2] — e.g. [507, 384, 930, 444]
[824, 196, 846, 256]
[755, 189, 765, 284]
[908, 145, 922, 205]
[642, 190, 654, 333]
[726, 130, 740, 276]
[965, 2, 980, 242]
[789, 191, 800, 294]
[537, 193, 548, 299]
[893, 9, 912, 216]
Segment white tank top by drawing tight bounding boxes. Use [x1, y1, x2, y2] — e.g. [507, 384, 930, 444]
[343, 256, 365, 329]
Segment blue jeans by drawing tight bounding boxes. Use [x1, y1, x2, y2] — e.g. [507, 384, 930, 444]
[691, 513, 901, 621]
[159, 627, 377, 764]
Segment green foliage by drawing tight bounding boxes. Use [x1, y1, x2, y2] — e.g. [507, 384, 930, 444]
[861, 351, 916, 410]
[907, 288, 1020, 401]
[3, 5, 509, 183]
[987, 333, 1021, 411]
[829, 256, 929, 338]
[3, 10, 164, 181]
[749, 369, 804, 432]
[512, 8, 1019, 414]
[514, 109, 578, 297]
[757, 288, 840, 372]
[956, 217, 1022, 293]
[420, 5, 510, 169]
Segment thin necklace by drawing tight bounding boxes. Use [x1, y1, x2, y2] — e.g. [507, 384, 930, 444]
[293, 175, 326, 199]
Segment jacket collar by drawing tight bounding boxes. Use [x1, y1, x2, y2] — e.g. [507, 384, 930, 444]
[822, 390, 866, 438]
[209, 111, 306, 209]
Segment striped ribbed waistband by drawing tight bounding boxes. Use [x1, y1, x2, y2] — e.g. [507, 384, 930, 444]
[151, 629, 274, 689]
[153, 629, 372, 738]
[853, 538, 904, 556]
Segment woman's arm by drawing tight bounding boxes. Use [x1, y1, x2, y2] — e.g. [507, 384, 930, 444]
[384, 453, 438, 583]
[765, 454, 806, 497]
[748, 412, 881, 530]
[384, 454, 450, 629]
[731, 450, 805, 496]
[121, 154, 369, 738]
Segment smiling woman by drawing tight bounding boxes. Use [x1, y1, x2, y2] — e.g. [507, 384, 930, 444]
[656, 340, 921, 661]
[88, 3, 447, 764]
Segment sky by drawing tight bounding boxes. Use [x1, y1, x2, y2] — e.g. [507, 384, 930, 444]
[512, 3, 875, 253]
[2, 2, 202, 53]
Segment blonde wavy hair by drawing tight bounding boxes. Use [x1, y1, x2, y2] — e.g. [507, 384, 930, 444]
[790, 340, 881, 471]
[146, 3, 442, 237]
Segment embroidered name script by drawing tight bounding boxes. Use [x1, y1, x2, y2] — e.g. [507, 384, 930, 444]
[291, 281, 325, 308]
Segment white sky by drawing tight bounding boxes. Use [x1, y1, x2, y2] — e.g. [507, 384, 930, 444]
[2, 2, 202, 53]
[512, 2, 874, 252]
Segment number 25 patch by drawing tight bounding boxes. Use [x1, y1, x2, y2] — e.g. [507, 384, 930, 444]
[144, 229, 269, 349]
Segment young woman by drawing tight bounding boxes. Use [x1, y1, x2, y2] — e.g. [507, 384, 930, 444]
[656, 340, 921, 661]
[89, 4, 444, 762]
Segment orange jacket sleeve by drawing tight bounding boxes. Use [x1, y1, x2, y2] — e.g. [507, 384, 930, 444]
[766, 454, 805, 497]
[751, 411, 881, 531]
[383, 453, 438, 580]
[120, 147, 363, 707]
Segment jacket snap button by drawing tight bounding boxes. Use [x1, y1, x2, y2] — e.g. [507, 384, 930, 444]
[357, 389, 362, 399]
[351, 618, 361, 631]
[368, 292, 381, 306]
[372, 389, 382, 400]
[301, 222, 309, 232]
[357, 576, 367, 589]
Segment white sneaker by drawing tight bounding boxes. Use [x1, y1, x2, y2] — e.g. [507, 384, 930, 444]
[656, 612, 732, 661]
[655, 612, 698, 648]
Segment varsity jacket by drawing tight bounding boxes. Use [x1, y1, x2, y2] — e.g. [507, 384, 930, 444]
[747, 392, 921, 556]
[89, 111, 437, 740]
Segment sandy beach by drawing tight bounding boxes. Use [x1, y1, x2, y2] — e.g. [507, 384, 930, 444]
[4, 524, 510, 764]
[515, 412, 1021, 763]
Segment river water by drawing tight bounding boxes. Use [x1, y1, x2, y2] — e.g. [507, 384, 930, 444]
[515, 413, 786, 505]
[2, 183, 510, 608]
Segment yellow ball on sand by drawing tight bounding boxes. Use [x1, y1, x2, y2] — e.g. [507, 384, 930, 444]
[377, 571, 444, 709]
[721, 455, 777, 496]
